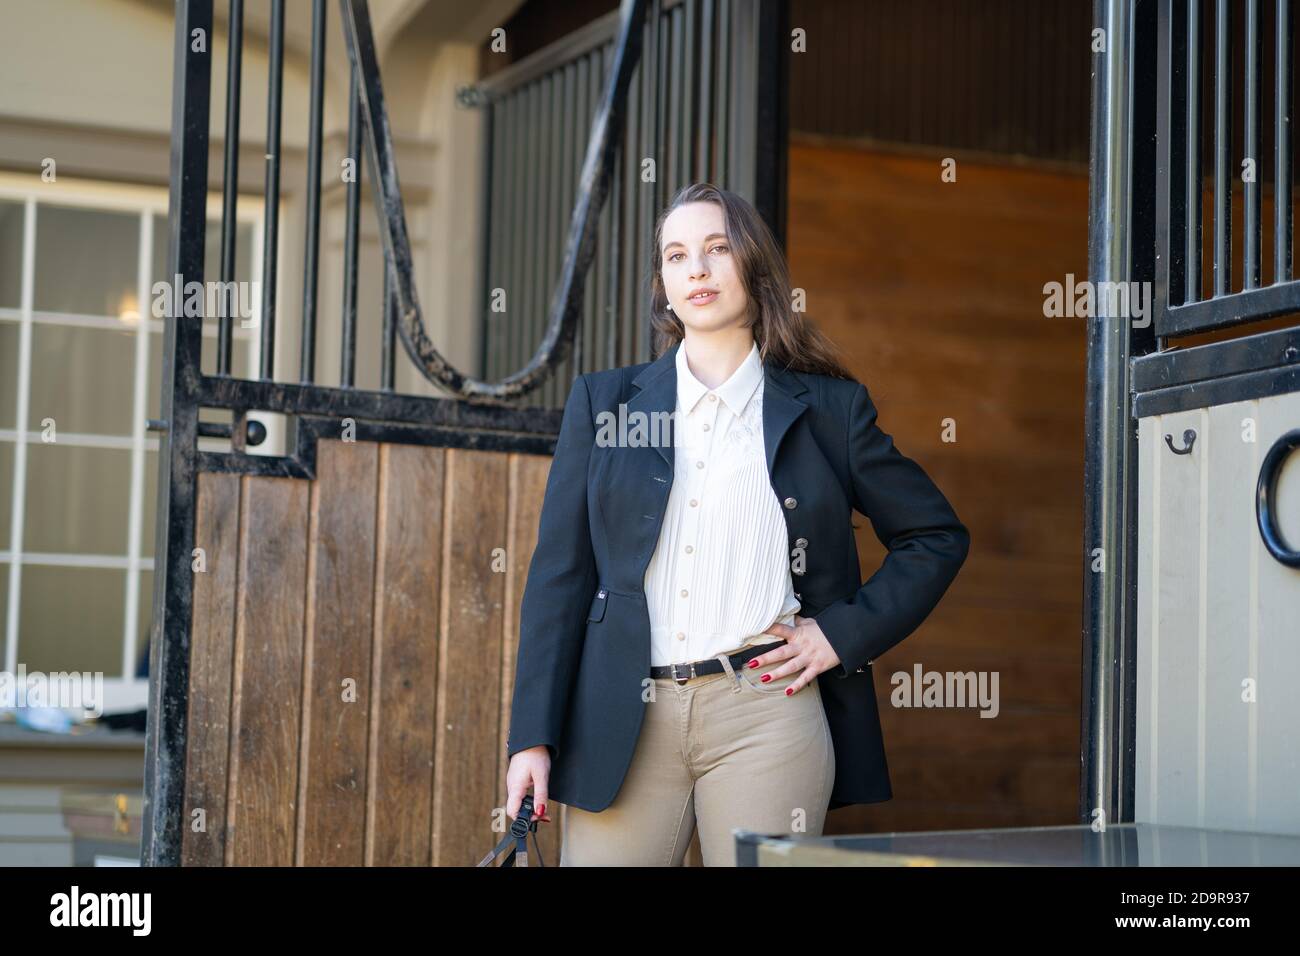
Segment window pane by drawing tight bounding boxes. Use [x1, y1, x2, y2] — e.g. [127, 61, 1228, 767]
[0, 321, 18, 426]
[0, 200, 23, 310]
[23, 444, 130, 554]
[17, 565, 125, 676]
[34, 205, 138, 317]
[29, 323, 137, 435]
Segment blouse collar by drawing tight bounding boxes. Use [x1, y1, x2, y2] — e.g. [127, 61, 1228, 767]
[675, 339, 763, 416]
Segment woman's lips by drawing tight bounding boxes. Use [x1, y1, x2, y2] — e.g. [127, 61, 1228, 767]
[687, 291, 718, 306]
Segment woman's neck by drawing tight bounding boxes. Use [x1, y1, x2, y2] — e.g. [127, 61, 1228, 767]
[680, 331, 754, 389]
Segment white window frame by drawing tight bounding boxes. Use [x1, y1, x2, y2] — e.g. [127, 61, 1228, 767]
[0, 171, 265, 715]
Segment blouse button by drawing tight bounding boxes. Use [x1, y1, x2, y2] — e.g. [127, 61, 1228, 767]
[684, 545, 694, 553]
[680, 589, 689, 598]
[696, 460, 704, 469]
[676, 631, 686, 640]
[708, 394, 717, 402]
[689, 499, 698, 507]
[702, 423, 710, 431]
[783, 497, 797, 509]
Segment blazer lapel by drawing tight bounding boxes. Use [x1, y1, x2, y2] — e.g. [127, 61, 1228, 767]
[627, 344, 680, 470]
[628, 340, 810, 481]
[761, 359, 810, 477]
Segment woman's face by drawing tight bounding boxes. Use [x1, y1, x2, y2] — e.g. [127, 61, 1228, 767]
[659, 201, 750, 334]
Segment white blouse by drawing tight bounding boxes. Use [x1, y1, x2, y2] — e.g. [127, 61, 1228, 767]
[642, 340, 802, 668]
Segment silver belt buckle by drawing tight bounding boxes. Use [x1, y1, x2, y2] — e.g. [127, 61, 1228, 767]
[670, 661, 696, 685]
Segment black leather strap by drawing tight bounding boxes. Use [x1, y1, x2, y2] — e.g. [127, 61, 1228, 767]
[649, 639, 787, 683]
[478, 794, 547, 867]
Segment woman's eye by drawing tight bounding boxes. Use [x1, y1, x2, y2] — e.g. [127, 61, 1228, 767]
[666, 246, 725, 262]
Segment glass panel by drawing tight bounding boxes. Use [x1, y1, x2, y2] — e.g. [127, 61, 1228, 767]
[29, 323, 137, 435]
[34, 205, 138, 317]
[23, 444, 130, 554]
[0, 200, 23, 310]
[0, 321, 18, 426]
[17, 564, 125, 676]
[134, 568, 153, 677]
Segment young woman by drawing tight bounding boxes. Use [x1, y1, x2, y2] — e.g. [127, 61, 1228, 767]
[503, 182, 969, 866]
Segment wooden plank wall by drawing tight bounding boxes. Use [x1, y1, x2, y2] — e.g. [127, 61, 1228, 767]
[181, 440, 565, 866]
[787, 138, 1089, 833]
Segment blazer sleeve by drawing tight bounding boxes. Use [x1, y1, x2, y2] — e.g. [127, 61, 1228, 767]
[813, 381, 970, 678]
[505, 373, 599, 761]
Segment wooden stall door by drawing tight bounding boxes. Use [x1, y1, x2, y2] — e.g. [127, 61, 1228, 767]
[180, 439, 562, 866]
[1136, 392, 1300, 836]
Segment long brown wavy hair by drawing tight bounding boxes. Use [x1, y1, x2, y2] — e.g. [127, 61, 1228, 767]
[648, 182, 856, 380]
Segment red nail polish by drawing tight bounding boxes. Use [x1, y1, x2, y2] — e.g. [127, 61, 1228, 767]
[760, 674, 771, 683]
[748, 660, 758, 668]
[538, 803, 546, 816]
[785, 687, 793, 695]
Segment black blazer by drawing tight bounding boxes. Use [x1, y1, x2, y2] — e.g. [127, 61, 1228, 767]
[506, 341, 970, 811]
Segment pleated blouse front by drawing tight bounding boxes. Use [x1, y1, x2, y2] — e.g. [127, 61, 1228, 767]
[643, 340, 801, 668]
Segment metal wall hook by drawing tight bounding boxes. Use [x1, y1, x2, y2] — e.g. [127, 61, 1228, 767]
[1164, 428, 1196, 455]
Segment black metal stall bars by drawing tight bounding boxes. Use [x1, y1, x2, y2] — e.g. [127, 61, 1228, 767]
[1154, 0, 1298, 337]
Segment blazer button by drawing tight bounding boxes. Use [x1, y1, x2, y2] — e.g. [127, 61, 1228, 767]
[783, 497, 797, 509]
[795, 537, 808, 548]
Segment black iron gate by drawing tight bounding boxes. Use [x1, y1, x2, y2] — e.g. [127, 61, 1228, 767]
[1086, 0, 1300, 834]
[142, 0, 785, 865]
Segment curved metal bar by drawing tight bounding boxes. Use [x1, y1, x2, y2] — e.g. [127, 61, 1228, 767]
[1256, 427, 1300, 568]
[338, 0, 649, 403]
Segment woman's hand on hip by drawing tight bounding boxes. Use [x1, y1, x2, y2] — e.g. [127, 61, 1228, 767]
[750, 615, 842, 694]
[506, 746, 553, 824]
